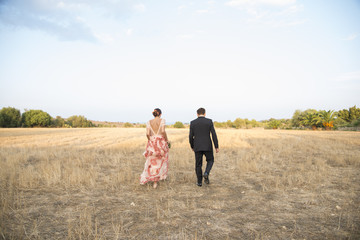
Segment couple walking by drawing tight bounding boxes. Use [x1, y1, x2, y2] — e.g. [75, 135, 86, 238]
[140, 108, 219, 188]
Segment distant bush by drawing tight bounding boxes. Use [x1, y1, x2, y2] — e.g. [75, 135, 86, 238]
[337, 105, 360, 123]
[291, 110, 303, 128]
[123, 122, 133, 128]
[214, 121, 225, 128]
[225, 120, 234, 128]
[233, 118, 246, 129]
[0, 107, 21, 127]
[266, 119, 281, 129]
[214, 118, 262, 129]
[66, 115, 93, 128]
[350, 118, 360, 127]
[173, 121, 185, 128]
[263, 118, 291, 130]
[53, 116, 65, 128]
[22, 110, 52, 127]
[290, 109, 321, 130]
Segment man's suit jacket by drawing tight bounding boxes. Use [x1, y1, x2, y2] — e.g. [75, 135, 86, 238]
[189, 116, 219, 152]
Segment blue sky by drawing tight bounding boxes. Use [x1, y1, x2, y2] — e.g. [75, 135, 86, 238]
[0, 0, 359, 123]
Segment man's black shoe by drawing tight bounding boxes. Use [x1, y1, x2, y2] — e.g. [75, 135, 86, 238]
[197, 183, 202, 187]
[204, 173, 210, 184]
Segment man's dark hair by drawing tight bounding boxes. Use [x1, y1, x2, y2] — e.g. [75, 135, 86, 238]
[197, 108, 206, 115]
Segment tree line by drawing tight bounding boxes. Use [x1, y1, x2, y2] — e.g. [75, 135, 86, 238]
[0, 108, 93, 128]
[0, 106, 359, 130]
[214, 118, 262, 129]
[265, 106, 360, 130]
[203, 105, 359, 130]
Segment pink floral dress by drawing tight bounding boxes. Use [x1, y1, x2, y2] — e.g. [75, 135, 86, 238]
[140, 119, 169, 184]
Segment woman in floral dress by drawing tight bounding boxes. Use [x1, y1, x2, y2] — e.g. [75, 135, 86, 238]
[140, 108, 169, 188]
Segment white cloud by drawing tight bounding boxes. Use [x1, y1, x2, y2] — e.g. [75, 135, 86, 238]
[284, 19, 307, 26]
[226, 0, 296, 7]
[263, 0, 296, 5]
[126, 28, 133, 36]
[57, 2, 65, 8]
[196, 9, 209, 14]
[225, 0, 305, 27]
[246, 8, 269, 19]
[95, 33, 114, 44]
[177, 34, 193, 39]
[265, 18, 307, 27]
[278, 4, 303, 15]
[342, 33, 359, 41]
[337, 71, 360, 82]
[0, 0, 140, 42]
[76, 16, 86, 22]
[133, 3, 146, 12]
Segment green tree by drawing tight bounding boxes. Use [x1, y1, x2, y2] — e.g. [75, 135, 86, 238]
[53, 116, 65, 128]
[336, 106, 360, 123]
[319, 110, 336, 130]
[333, 117, 347, 128]
[233, 118, 246, 129]
[349, 105, 360, 121]
[300, 111, 322, 130]
[267, 119, 281, 129]
[173, 121, 185, 128]
[123, 122, 133, 128]
[351, 119, 360, 127]
[337, 109, 350, 122]
[245, 118, 255, 129]
[0, 107, 21, 127]
[214, 119, 261, 129]
[22, 110, 52, 127]
[250, 119, 260, 128]
[67, 115, 93, 128]
[291, 109, 303, 128]
[226, 120, 234, 128]
[278, 119, 292, 129]
[214, 121, 225, 128]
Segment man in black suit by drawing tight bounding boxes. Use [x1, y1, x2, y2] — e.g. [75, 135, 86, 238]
[189, 108, 219, 187]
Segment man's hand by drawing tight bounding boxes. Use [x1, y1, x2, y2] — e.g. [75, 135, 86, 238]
[216, 148, 219, 153]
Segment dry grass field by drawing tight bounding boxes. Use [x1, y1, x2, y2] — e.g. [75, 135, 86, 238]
[0, 128, 359, 239]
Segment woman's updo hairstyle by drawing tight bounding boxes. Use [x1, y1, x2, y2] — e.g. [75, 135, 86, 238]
[152, 108, 162, 117]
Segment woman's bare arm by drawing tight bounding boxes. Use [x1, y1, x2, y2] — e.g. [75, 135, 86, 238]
[146, 121, 151, 141]
[163, 131, 168, 142]
[160, 120, 168, 142]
